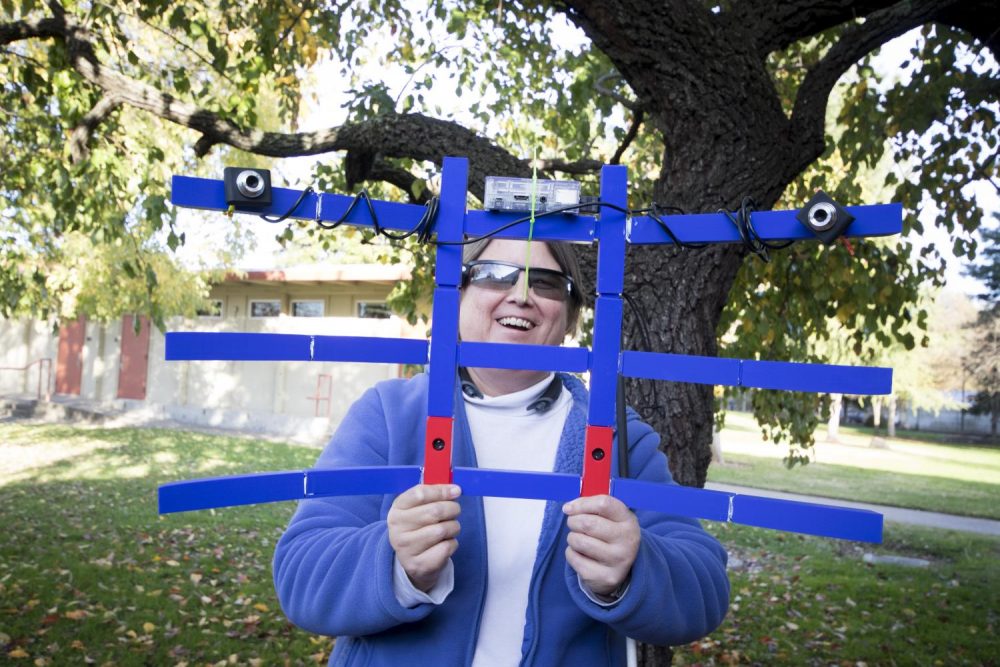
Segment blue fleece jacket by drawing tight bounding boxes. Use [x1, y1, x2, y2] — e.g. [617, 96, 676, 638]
[273, 373, 729, 666]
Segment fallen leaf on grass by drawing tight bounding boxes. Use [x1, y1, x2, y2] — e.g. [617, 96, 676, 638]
[8, 648, 29, 658]
[64, 610, 87, 620]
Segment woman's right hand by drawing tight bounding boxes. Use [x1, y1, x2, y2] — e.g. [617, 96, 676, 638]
[387, 484, 462, 593]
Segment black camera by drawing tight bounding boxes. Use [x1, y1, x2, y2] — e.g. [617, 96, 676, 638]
[223, 167, 272, 208]
[795, 190, 854, 245]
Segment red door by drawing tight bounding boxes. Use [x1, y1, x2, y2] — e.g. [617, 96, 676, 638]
[55, 317, 85, 395]
[117, 315, 150, 400]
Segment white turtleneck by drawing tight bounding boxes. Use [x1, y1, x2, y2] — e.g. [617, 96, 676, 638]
[392, 373, 573, 666]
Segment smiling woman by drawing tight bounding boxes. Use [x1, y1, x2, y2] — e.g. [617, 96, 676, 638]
[272, 237, 730, 666]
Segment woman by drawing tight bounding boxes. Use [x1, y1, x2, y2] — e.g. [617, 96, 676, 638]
[273, 239, 730, 666]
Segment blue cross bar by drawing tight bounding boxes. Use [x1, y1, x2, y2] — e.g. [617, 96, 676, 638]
[161, 156, 902, 543]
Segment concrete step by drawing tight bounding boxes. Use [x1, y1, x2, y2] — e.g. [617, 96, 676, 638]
[1, 397, 38, 419]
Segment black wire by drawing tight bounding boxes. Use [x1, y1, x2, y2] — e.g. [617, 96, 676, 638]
[719, 196, 794, 262]
[432, 200, 632, 246]
[646, 202, 707, 250]
[260, 186, 314, 223]
[622, 291, 660, 413]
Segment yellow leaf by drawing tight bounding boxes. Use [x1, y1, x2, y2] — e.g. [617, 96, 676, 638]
[253, 603, 269, 612]
[8, 648, 29, 658]
[142, 622, 156, 633]
[64, 610, 88, 620]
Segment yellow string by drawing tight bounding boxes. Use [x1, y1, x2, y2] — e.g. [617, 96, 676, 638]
[523, 147, 538, 302]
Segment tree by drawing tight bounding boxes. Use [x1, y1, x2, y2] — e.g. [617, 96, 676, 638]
[965, 214, 1000, 435]
[4, 0, 998, 662]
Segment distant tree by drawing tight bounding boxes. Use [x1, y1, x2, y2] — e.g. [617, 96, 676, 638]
[965, 214, 1000, 435]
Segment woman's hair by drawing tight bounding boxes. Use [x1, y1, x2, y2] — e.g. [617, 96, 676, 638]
[461, 238, 585, 336]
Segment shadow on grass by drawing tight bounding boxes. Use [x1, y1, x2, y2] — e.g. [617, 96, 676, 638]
[0, 428, 328, 664]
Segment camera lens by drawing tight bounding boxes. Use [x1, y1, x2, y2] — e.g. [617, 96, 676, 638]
[235, 170, 266, 199]
[807, 202, 837, 230]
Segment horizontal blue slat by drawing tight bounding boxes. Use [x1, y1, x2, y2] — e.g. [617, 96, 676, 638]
[621, 352, 740, 386]
[458, 342, 590, 372]
[733, 494, 883, 543]
[158, 471, 304, 513]
[171, 176, 426, 234]
[620, 351, 892, 396]
[741, 359, 892, 394]
[157, 468, 882, 542]
[165, 332, 429, 364]
[454, 468, 580, 501]
[627, 203, 903, 245]
[307, 467, 421, 496]
[613, 478, 731, 522]
[463, 209, 596, 242]
[166, 332, 312, 361]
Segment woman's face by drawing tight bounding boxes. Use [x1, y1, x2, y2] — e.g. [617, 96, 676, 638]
[459, 240, 569, 348]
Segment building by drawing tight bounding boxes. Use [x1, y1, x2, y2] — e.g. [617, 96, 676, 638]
[0, 264, 421, 441]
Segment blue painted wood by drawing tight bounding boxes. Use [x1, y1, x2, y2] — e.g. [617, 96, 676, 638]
[733, 494, 883, 543]
[464, 209, 596, 242]
[157, 467, 881, 542]
[621, 351, 892, 395]
[427, 288, 460, 418]
[170, 175, 426, 233]
[627, 203, 903, 245]
[307, 467, 421, 497]
[165, 332, 429, 364]
[621, 351, 741, 387]
[453, 467, 580, 501]
[158, 471, 304, 513]
[458, 341, 590, 372]
[741, 359, 892, 394]
[588, 296, 624, 427]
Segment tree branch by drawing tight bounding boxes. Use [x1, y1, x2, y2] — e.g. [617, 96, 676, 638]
[366, 160, 433, 205]
[611, 109, 644, 165]
[728, 0, 898, 56]
[595, 71, 640, 111]
[536, 158, 603, 175]
[68, 93, 121, 163]
[2, 4, 528, 201]
[789, 0, 961, 164]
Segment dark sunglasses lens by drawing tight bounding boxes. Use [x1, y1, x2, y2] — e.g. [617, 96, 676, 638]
[468, 263, 519, 290]
[528, 272, 570, 301]
[466, 262, 571, 301]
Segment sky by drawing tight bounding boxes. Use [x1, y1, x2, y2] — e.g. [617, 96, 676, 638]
[170, 21, 996, 298]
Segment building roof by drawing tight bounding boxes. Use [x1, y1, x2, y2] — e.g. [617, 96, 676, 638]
[224, 264, 411, 287]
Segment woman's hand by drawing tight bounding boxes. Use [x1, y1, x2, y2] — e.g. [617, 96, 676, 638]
[563, 495, 640, 597]
[387, 484, 462, 593]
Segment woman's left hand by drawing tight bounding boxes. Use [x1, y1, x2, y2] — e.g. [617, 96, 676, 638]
[562, 495, 640, 597]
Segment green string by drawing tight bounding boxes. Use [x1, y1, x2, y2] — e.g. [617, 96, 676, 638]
[523, 148, 538, 302]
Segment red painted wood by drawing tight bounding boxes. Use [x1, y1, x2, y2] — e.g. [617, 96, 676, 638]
[117, 315, 151, 400]
[581, 425, 614, 496]
[55, 317, 85, 395]
[423, 416, 454, 484]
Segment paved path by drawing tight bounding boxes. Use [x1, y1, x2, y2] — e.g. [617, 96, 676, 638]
[705, 482, 1000, 537]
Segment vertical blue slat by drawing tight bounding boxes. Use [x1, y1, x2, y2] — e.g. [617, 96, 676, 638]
[589, 296, 624, 426]
[425, 157, 468, 418]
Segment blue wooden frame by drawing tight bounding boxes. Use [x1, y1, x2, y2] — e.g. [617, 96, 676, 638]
[160, 156, 901, 543]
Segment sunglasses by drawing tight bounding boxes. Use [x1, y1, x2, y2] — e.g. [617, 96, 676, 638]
[462, 260, 576, 302]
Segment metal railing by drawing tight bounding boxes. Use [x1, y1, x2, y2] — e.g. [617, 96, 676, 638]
[0, 357, 53, 400]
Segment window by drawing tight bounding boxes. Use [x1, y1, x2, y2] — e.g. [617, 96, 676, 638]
[292, 300, 325, 317]
[250, 299, 281, 318]
[197, 299, 223, 318]
[357, 302, 392, 319]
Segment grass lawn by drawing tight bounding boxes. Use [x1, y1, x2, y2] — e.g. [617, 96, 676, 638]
[710, 412, 1000, 520]
[1, 421, 997, 665]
